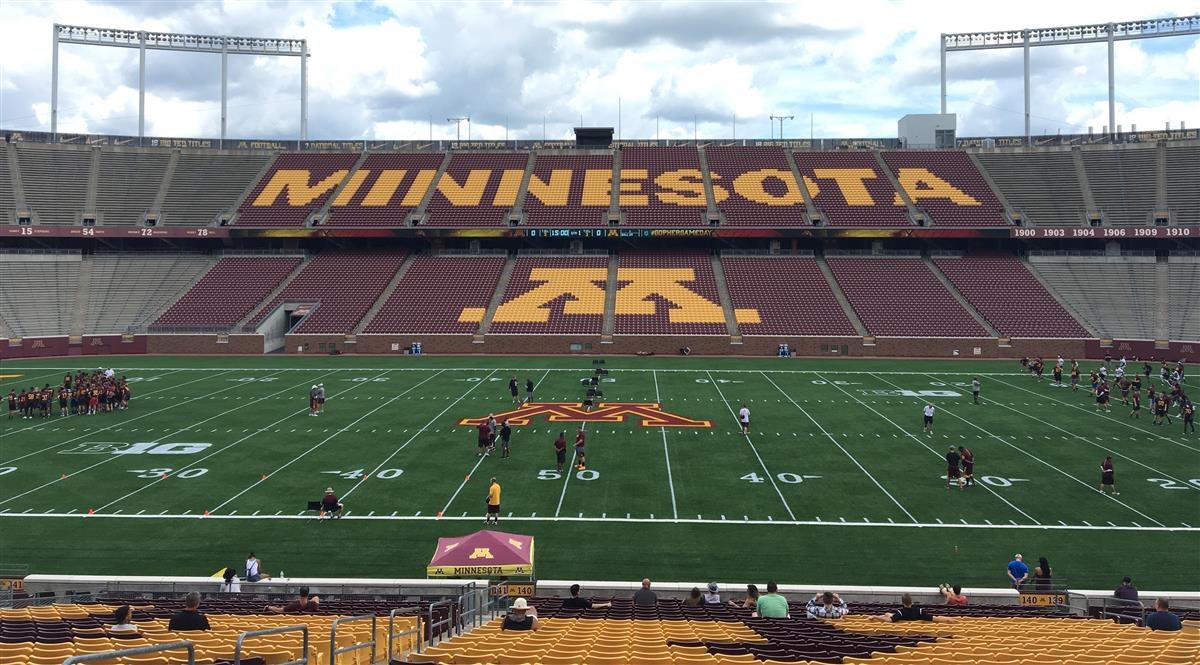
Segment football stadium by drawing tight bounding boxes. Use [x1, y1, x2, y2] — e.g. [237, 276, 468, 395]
[1, 4, 1199, 665]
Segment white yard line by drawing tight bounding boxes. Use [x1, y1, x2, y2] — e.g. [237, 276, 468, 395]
[1, 370, 77, 389]
[0, 371, 241, 466]
[210, 370, 449, 513]
[653, 370, 679, 521]
[894, 373, 1167, 527]
[1, 510, 1192, 532]
[986, 375, 1200, 454]
[816, 372, 1041, 525]
[340, 369, 491, 503]
[705, 370, 796, 521]
[92, 369, 386, 513]
[0, 369, 218, 441]
[927, 373, 1200, 494]
[0, 365, 1038, 376]
[0, 369, 294, 507]
[761, 372, 918, 523]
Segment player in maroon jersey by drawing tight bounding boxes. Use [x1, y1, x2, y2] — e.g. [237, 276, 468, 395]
[1099, 456, 1117, 495]
[958, 446, 974, 488]
[6, 390, 15, 420]
[554, 431, 568, 472]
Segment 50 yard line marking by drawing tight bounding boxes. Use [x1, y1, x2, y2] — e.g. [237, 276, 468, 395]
[706, 370, 796, 521]
[816, 372, 1041, 525]
[761, 372, 917, 523]
[211, 369, 447, 513]
[654, 369, 678, 521]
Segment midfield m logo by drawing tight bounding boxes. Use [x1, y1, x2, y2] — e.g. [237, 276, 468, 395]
[459, 402, 713, 428]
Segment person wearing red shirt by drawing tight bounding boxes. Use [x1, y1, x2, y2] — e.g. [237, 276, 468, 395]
[554, 432, 568, 472]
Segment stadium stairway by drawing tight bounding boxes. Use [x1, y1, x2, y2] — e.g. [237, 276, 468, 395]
[782, 150, 821, 224]
[601, 254, 619, 344]
[508, 152, 538, 225]
[411, 153, 454, 226]
[1072, 148, 1101, 223]
[695, 147, 724, 225]
[232, 255, 312, 330]
[815, 256, 869, 338]
[710, 254, 741, 341]
[355, 253, 418, 334]
[922, 257, 1000, 339]
[68, 256, 94, 336]
[1018, 256, 1101, 338]
[872, 151, 922, 226]
[310, 152, 370, 227]
[966, 152, 1017, 223]
[475, 254, 518, 340]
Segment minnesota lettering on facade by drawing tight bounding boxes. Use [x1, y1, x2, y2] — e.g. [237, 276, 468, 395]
[459, 402, 713, 428]
[250, 166, 984, 210]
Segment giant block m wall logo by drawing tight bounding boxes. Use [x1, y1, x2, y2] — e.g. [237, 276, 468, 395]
[459, 403, 713, 428]
[249, 166, 983, 210]
[460, 268, 760, 324]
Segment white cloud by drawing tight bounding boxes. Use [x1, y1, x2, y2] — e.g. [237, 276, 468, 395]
[0, 0, 1195, 140]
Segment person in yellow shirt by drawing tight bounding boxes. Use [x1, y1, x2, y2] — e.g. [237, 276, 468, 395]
[486, 477, 502, 525]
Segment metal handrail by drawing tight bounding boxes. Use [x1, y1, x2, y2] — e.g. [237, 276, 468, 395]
[62, 640, 195, 664]
[425, 598, 454, 646]
[234, 624, 308, 665]
[328, 614, 376, 665]
[386, 608, 424, 662]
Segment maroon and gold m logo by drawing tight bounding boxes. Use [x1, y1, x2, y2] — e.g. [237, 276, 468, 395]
[459, 402, 712, 428]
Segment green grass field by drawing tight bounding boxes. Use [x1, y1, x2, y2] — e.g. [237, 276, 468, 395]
[1, 355, 1197, 590]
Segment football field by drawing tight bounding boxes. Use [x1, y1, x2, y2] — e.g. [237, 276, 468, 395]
[1, 354, 1198, 590]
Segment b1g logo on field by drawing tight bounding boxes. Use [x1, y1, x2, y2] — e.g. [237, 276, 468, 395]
[59, 442, 212, 456]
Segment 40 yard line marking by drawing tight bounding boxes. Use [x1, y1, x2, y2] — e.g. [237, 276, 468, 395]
[654, 369, 678, 521]
[818, 372, 1041, 525]
[761, 372, 917, 523]
[706, 370, 796, 521]
[2, 511, 1193, 532]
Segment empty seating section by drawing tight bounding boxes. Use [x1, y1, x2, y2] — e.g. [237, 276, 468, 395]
[0, 255, 81, 336]
[976, 151, 1086, 226]
[615, 252, 727, 335]
[934, 256, 1089, 338]
[246, 251, 407, 333]
[0, 145, 15, 222]
[153, 256, 302, 329]
[1165, 145, 1200, 225]
[325, 153, 444, 226]
[621, 147, 706, 227]
[425, 153, 527, 227]
[16, 143, 91, 225]
[95, 150, 169, 225]
[827, 257, 988, 337]
[722, 257, 857, 336]
[794, 151, 910, 227]
[160, 152, 271, 226]
[881, 151, 1007, 226]
[490, 256, 607, 334]
[1080, 148, 1158, 226]
[1028, 256, 1156, 339]
[235, 153, 358, 226]
[705, 147, 808, 226]
[1167, 257, 1200, 341]
[0, 599, 426, 665]
[523, 154, 611, 227]
[363, 255, 505, 333]
[84, 254, 214, 333]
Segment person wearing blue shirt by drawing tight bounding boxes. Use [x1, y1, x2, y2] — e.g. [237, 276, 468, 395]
[1006, 553, 1029, 589]
[1146, 599, 1182, 631]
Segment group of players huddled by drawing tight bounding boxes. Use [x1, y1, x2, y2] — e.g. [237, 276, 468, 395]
[1021, 355, 1193, 433]
[7, 369, 131, 420]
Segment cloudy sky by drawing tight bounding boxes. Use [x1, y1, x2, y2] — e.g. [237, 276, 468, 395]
[0, 0, 1196, 141]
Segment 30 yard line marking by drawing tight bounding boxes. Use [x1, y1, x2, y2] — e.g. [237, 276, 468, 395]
[988, 375, 1200, 455]
[935, 373, 1200, 493]
[92, 368, 381, 513]
[211, 369, 445, 513]
[0, 370, 233, 448]
[761, 372, 917, 523]
[0, 369, 293, 507]
[820, 372, 1041, 525]
[706, 370, 796, 521]
[653, 369, 679, 520]
[3, 511, 1193, 532]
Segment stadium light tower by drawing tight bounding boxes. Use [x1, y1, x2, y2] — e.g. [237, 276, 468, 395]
[940, 16, 1200, 145]
[447, 116, 471, 141]
[769, 114, 794, 140]
[50, 24, 309, 145]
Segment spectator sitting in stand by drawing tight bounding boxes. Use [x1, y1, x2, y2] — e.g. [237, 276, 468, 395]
[110, 605, 138, 633]
[562, 584, 611, 610]
[702, 582, 721, 605]
[267, 586, 321, 614]
[755, 581, 789, 618]
[869, 593, 956, 623]
[633, 578, 657, 606]
[684, 587, 704, 607]
[501, 598, 538, 631]
[168, 592, 211, 631]
[939, 583, 967, 605]
[1146, 599, 1182, 631]
[729, 584, 759, 610]
[806, 592, 850, 619]
[1113, 576, 1140, 604]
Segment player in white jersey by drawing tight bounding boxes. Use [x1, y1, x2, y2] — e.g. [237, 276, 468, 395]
[923, 404, 935, 435]
[738, 404, 750, 434]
